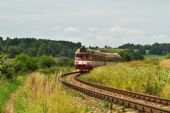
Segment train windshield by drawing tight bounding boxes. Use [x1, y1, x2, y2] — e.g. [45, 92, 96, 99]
[75, 54, 90, 60]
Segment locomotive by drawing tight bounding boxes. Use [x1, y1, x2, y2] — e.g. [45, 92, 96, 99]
[75, 47, 121, 71]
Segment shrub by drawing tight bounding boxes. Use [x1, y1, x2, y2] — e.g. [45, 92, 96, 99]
[166, 53, 170, 59]
[38, 55, 55, 68]
[1, 64, 16, 80]
[120, 51, 144, 61]
[13, 54, 38, 73]
[56, 58, 74, 67]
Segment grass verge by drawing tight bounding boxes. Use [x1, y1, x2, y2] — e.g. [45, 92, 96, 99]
[81, 61, 170, 99]
[14, 72, 86, 113]
[0, 78, 22, 112]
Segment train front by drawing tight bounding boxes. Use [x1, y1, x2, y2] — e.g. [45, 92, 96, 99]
[74, 48, 93, 71]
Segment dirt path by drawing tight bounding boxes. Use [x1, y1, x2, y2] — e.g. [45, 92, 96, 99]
[5, 90, 18, 113]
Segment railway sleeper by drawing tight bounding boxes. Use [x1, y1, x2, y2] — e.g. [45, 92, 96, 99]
[75, 76, 170, 107]
[62, 73, 170, 113]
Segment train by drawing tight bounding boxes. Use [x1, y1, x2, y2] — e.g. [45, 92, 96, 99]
[75, 47, 122, 71]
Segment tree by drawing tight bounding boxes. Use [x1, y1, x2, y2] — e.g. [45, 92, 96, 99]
[0, 37, 3, 43]
[137, 47, 146, 55]
[0, 37, 81, 58]
[38, 55, 55, 68]
[7, 46, 22, 58]
[149, 47, 165, 55]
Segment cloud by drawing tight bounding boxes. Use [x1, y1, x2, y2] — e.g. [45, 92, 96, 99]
[52, 26, 61, 31]
[127, 29, 143, 35]
[89, 27, 99, 31]
[0, 0, 170, 47]
[63, 27, 80, 33]
[152, 34, 169, 39]
[109, 25, 143, 35]
[109, 25, 125, 33]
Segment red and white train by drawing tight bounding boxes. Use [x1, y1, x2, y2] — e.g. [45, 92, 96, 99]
[75, 47, 122, 71]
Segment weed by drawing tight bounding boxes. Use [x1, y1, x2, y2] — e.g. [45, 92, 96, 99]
[81, 61, 170, 98]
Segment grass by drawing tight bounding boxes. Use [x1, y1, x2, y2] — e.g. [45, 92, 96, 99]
[14, 72, 86, 113]
[0, 78, 21, 112]
[81, 61, 170, 99]
[144, 54, 166, 60]
[14, 67, 113, 113]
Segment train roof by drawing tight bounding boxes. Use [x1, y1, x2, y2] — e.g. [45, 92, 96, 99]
[75, 48, 121, 58]
[104, 52, 121, 58]
[75, 48, 94, 54]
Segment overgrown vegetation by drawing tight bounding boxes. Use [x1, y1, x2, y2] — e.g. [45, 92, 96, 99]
[1, 53, 74, 80]
[118, 43, 170, 55]
[81, 61, 170, 98]
[119, 48, 144, 61]
[14, 72, 86, 113]
[0, 78, 22, 112]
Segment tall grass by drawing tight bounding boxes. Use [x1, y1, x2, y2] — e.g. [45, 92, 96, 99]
[0, 78, 21, 112]
[14, 72, 85, 113]
[81, 61, 170, 98]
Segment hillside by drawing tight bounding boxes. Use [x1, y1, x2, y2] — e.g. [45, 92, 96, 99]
[0, 37, 81, 58]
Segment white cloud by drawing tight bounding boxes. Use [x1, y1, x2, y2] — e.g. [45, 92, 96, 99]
[63, 27, 80, 33]
[152, 34, 169, 39]
[127, 29, 143, 35]
[109, 25, 143, 35]
[109, 25, 125, 33]
[52, 26, 61, 31]
[89, 27, 98, 31]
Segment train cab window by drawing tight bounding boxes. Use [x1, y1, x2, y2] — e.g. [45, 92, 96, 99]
[76, 54, 90, 60]
[76, 54, 82, 58]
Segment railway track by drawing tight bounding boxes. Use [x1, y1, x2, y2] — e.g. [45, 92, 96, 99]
[61, 71, 170, 113]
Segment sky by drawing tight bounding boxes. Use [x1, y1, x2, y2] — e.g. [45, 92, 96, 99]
[0, 0, 170, 47]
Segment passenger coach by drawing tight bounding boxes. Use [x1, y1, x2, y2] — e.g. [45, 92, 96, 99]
[75, 47, 121, 71]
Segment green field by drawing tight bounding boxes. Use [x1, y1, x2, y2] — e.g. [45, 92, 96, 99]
[81, 61, 170, 99]
[144, 54, 166, 60]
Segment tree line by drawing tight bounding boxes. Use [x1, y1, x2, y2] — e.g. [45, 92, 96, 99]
[0, 37, 81, 58]
[118, 43, 170, 55]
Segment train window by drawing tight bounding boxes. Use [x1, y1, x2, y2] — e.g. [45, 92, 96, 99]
[76, 54, 82, 58]
[76, 54, 90, 60]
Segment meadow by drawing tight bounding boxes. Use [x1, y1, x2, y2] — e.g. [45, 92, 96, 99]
[14, 72, 86, 113]
[81, 61, 170, 99]
[144, 54, 166, 60]
[13, 70, 112, 113]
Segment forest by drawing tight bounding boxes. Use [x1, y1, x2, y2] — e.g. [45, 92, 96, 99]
[118, 43, 170, 55]
[0, 37, 81, 58]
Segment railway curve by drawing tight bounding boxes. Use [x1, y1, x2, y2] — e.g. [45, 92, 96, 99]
[61, 71, 170, 113]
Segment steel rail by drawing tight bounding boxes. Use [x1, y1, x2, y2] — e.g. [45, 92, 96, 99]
[74, 73, 170, 106]
[61, 72, 170, 113]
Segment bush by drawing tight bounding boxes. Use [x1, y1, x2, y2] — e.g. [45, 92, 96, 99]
[56, 58, 74, 67]
[120, 50, 144, 61]
[38, 55, 55, 68]
[1, 64, 16, 80]
[13, 54, 38, 73]
[166, 53, 170, 59]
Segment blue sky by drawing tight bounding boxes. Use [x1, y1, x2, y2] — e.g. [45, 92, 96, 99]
[0, 0, 170, 47]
